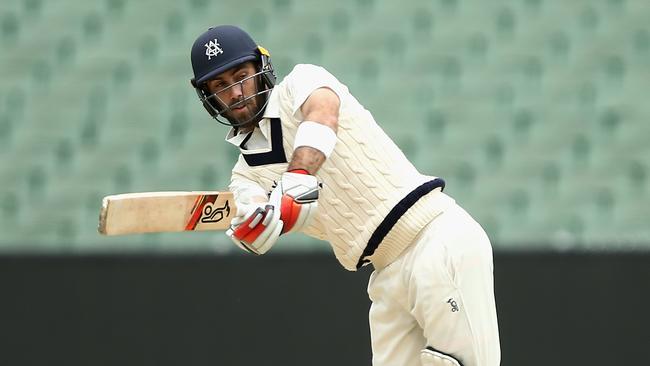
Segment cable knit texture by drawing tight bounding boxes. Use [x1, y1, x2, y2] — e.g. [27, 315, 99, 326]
[230, 64, 455, 271]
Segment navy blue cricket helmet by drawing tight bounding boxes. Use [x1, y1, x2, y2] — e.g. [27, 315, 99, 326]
[190, 25, 276, 127]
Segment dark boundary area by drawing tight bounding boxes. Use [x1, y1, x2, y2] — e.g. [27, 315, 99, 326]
[0, 251, 648, 366]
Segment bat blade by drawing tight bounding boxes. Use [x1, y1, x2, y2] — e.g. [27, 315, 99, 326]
[98, 191, 237, 236]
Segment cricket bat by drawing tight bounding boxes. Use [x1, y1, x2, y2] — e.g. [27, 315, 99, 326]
[98, 191, 237, 236]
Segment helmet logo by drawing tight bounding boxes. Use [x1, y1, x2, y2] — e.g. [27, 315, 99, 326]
[204, 38, 223, 60]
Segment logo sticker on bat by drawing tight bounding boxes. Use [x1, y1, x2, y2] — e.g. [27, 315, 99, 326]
[201, 200, 231, 223]
[185, 194, 233, 231]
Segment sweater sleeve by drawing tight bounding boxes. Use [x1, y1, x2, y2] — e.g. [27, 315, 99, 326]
[229, 156, 268, 209]
[283, 64, 347, 120]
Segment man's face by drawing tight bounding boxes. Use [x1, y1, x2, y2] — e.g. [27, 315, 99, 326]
[205, 62, 260, 126]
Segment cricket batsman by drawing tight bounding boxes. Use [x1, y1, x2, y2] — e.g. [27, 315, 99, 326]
[190, 25, 501, 365]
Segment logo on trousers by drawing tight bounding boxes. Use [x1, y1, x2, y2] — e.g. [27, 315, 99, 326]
[447, 298, 459, 312]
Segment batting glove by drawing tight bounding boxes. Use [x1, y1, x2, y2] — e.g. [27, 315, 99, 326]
[226, 187, 283, 255]
[271, 170, 320, 234]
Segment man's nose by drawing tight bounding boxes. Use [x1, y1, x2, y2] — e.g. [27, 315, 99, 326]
[228, 82, 244, 101]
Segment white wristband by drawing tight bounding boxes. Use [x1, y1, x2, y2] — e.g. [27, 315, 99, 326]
[293, 121, 337, 158]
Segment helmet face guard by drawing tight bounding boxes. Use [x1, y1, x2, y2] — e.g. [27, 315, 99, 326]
[191, 50, 276, 127]
[190, 25, 276, 128]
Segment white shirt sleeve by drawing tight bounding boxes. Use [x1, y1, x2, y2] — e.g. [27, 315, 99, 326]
[284, 64, 346, 119]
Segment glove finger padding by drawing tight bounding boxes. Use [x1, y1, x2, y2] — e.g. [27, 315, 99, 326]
[280, 195, 304, 233]
[287, 199, 317, 233]
[252, 217, 283, 254]
[231, 206, 267, 239]
[227, 202, 283, 255]
[274, 172, 320, 234]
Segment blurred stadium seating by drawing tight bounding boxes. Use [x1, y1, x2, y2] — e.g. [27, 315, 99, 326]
[1, 0, 648, 252]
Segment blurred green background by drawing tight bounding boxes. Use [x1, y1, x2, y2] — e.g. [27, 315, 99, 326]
[0, 0, 648, 254]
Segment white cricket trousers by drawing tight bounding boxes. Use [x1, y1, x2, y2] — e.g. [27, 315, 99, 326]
[367, 203, 501, 366]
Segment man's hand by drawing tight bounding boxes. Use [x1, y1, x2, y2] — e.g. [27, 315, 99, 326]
[226, 188, 283, 255]
[272, 170, 320, 234]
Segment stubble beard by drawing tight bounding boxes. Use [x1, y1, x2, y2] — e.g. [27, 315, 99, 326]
[225, 93, 265, 130]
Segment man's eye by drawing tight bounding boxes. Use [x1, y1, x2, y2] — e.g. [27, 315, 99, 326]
[237, 73, 248, 80]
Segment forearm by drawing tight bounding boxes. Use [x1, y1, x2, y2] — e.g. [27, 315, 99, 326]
[287, 146, 326, 174]
[289, 87, 340, 174]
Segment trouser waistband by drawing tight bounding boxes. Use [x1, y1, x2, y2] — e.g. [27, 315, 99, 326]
[356, 178, 446, 270]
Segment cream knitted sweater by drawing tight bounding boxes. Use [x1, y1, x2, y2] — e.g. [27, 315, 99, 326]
[228, 64, 455, 271]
